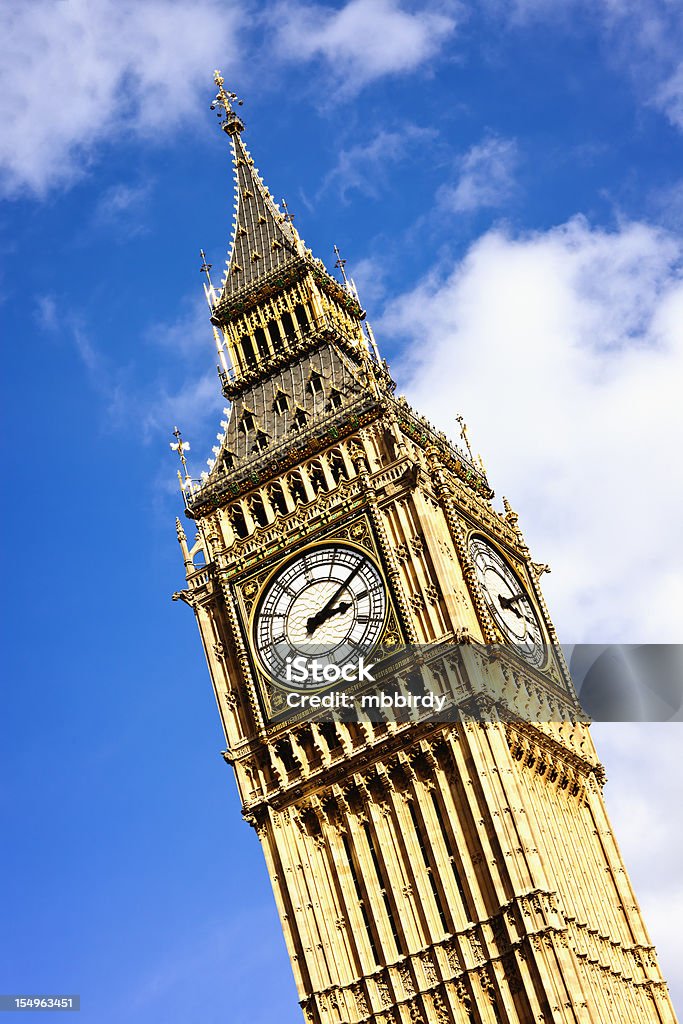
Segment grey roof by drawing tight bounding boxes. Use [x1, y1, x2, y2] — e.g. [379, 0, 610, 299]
[216, 130, 307, 308]
[221, 345, 365, 463]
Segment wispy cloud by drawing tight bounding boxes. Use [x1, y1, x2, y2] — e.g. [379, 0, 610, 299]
[593, 723, 683, 1005]
[345, 255, 388, 308]
[93, 181, 154, 238]
[34, 293, 223, 462]
[35, 294, 59, 332]
[140, 370, 223, 449]
[320, 124, 433, 201]
[35, 297, 127, 413]
[656, 62, 683, 131]
[272, 0, 457, 95]
[382, 214, 683, 642]
[0, 0, 244, 197]
[482, 0, 683, 134]
[145, 293, 214, 358]
[649, 178, 683, 233]
[440, 135, 519, 214]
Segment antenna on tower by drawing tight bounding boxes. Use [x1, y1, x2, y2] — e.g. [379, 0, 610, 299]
[199, 249, 213, 289]
[199, 250, 229, 375]
[333, 244, 350, 288]
[332, 244, 379, 361]
[170, 426, 193, 504]
[200, 249, 217, 309]
[456, 415, 474, 462]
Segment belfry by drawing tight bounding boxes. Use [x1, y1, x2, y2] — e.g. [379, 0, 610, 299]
[172, 73, 677, 1024]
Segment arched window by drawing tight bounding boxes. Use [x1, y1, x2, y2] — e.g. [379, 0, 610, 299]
[250, 492, 268, 527]
[329, 449, 347, 484]
[252, 430, 269, 453]
[281, 311, 295, 338]
[275, 739, 298, 773]
[292, 407, 309, 431]
[273, 391, 290, 415]
[319, 721, 341, 752]
[309, 460, 327, 494]
[239, 409, 255, 434]
[229, 504, 249, 539]
[269, 482, 288, 516]
[241, 334, 257, 367]
[288, 472, 307, 505]
[254, 326, 269, 358]
[268, 320, 281, 349]
[294, 302, 309, 332]
[307, 371, 324, 396]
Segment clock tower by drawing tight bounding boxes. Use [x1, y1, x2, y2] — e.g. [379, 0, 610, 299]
[172, 75, 678, 1024]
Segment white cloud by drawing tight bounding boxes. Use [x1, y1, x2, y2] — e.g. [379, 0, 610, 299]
[346, 255, 388, 307]
[273, 0, 457, 94]
[592, 723, 683, 1008]
[0, 0, 243, 196]
[34, 294, 222, 452]
[320, 125, 434, 200]
[93, 181, 153, 237]
[656, 62, 683, 130]
[140, 370, 224, 451]
[483, 0, 683, 133]
[35, 295, 59, 332]
[145, 294, 215, 358]
[382, 215, 683, 642]
[440, 135, 519, 213]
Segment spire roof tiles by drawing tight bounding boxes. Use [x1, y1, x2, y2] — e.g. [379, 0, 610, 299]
[217, 129, 306, 306]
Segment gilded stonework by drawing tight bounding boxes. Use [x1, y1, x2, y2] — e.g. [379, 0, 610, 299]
[173, 77, 679, 1024]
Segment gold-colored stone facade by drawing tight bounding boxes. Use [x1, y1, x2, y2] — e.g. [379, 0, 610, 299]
[174, 85, 678, 1023]
[177, 409, 677, 1023]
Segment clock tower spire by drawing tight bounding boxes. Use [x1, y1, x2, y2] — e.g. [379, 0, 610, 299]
[172, 78, 677, 1024]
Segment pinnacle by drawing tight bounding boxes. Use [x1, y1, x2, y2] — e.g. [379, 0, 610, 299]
[214, 131, 306, 313]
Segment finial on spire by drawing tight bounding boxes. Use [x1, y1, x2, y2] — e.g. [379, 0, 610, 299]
[170, 426, 193, 502]
[200, 248, 218, 312]
[456, 414, 474, 462]
[281, 198, 295, 224]
[199, 249, 213, 289]
[333, 244, 350, 288]
[502, 496, 518, 524]
[211, 70, 244, 135]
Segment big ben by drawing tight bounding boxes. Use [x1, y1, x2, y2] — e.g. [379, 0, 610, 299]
[171, 73, 678, 1024]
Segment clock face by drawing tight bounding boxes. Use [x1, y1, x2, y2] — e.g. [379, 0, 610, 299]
[469, 537, 545, 668]
[253, 544, 387, 688]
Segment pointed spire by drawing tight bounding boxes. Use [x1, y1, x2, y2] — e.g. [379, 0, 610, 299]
[210, 72, 308, 319]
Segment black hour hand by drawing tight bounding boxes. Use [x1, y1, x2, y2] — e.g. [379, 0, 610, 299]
[306, 600, 351, 636]
[498, 593, 525, 618]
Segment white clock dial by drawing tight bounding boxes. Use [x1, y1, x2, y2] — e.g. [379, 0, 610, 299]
[254, 544, 387, 687]
[469, 537, 545, 668]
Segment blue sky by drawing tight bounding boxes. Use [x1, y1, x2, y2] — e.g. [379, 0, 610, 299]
[1, 0, 682, 1019]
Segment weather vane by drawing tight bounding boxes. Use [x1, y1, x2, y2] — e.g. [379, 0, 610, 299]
[199, 249, 213, 289]
[211, 70, 244, 135]
[333, 244, 350, 288]
[456, 414, 474, 461]
[170, 426, 192, 499]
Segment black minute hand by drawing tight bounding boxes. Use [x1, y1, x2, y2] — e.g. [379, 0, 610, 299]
[306, 561, 364, 636]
